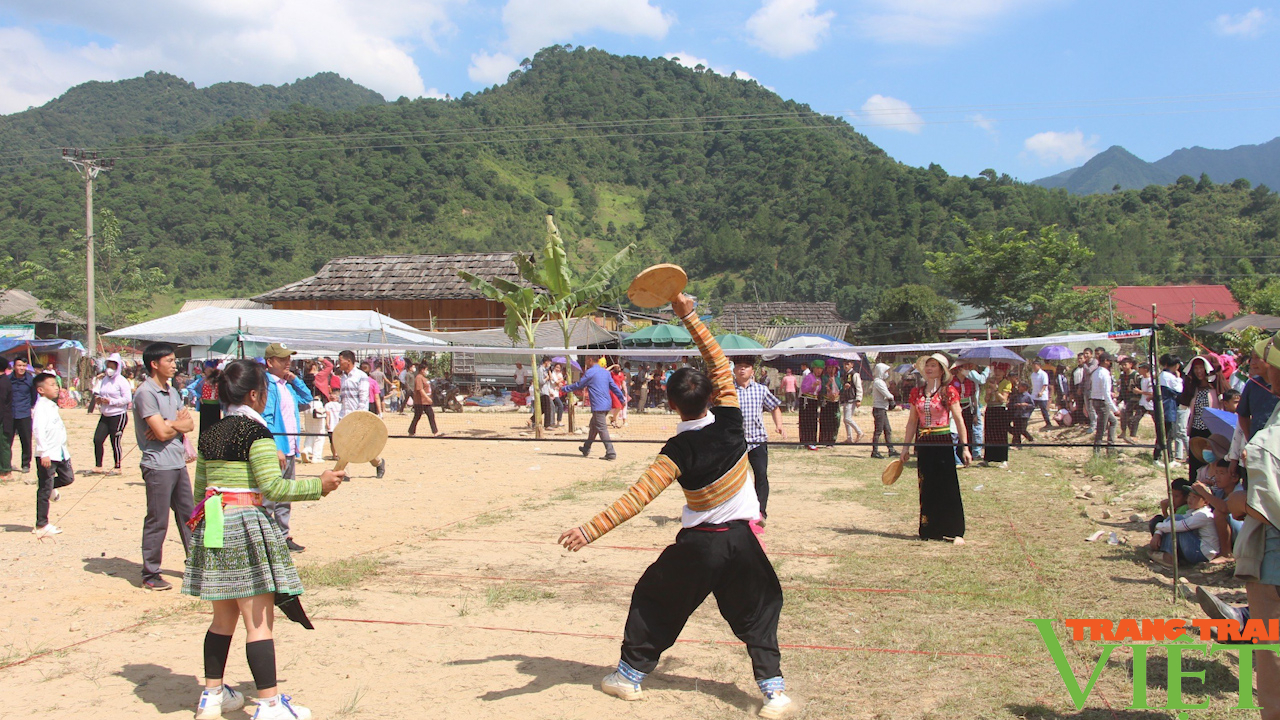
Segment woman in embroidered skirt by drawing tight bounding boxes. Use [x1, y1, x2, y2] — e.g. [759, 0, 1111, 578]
[183, 360, 345, 720]
[901, 353, 971, 542]
[983, 361, 1014, 467]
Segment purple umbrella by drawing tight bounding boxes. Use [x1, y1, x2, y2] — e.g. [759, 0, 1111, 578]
[958, 346, 1026, 364]
[550, 356, 583, 371]
[1203, 407, 1238, 439]
[1038, 345, 1074, 361]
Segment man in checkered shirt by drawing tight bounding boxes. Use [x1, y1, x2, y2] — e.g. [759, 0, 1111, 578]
[734, 357, 786, 524]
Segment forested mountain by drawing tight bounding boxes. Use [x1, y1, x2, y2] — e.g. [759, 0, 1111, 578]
[1033, 137, 1280, 195]
[0, 46, 1277, 322]
[0, 71, 386, 156]
[1033, 146, 1175, 195]
[1154, 137, 1280, 190]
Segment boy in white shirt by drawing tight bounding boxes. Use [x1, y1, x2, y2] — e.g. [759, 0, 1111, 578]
[324, 398, 342, 460]
[1148, 490, 1218, 566]
[33, 373, 75, 539]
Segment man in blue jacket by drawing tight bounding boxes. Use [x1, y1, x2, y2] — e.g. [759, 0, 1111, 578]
[566, 357, 626, 461]
[262, 343, 312, 552]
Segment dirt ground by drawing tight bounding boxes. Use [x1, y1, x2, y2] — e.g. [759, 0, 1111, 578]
[0, 407, 1255, 719]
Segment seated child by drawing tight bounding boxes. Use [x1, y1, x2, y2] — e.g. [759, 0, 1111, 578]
[1148, 487, 1219, 566]
[1190, 460, 1243, 564]
[1151, 479, 1190, 533]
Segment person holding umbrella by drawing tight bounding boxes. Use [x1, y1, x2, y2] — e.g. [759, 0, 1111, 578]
[901, 353, 971, 542]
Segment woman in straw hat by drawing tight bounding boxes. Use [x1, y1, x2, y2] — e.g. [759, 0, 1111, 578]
[900, 353, 971, 542]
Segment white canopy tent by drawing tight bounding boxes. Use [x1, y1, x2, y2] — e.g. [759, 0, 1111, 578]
[105, 307, 447, 350]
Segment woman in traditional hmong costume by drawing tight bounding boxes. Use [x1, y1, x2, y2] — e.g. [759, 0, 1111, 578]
[901, 353, 971, 542]
[183, 360, 345, 720]
[983, 361, 1014, 467]
[797, 360, 826, 448]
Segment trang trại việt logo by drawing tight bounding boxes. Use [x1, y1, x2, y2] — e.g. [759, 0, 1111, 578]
[1031, 618, 1280, 719]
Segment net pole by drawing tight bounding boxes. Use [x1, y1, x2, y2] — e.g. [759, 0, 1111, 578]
[1150, 303, 1178, 603]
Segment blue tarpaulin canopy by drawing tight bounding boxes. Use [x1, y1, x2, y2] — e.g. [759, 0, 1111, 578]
[0, 338, 86, 355]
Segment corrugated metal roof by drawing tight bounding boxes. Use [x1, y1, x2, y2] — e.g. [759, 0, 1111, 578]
[759, 324, 850, 347]
[716, 302, 845, 332]
[252, 253, 529, 302]
[1100, 285, 1240, 326]
[180, 299, 270, 312]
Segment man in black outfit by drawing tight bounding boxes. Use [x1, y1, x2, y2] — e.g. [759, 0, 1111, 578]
[9, 357, 35, 474]
[0, 359, 12, 481]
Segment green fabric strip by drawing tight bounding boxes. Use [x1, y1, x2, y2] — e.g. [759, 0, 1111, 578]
[204, 495, 224, 548]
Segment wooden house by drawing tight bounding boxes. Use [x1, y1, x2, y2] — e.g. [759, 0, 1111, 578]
[252, 253, 529, 331]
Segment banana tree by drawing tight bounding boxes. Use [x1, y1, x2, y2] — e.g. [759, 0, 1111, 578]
[457, 269, 553, 439]
[521, 215, 635, 432]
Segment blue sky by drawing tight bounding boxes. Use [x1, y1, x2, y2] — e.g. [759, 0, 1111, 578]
[1, 0, 1276, 181]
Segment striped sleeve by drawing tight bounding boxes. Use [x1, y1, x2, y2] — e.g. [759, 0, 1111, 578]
[682, 311, 737, 409]
[248, 438, 323, 502]
[579, 455, 680, 542]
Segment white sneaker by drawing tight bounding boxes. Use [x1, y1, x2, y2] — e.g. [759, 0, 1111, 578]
[252, 695, 311, 720]
[195, 685, 245, 720]
[760, 691, 794, 719]
[999, 461, 1008, 469]
[51, 488, 60, 501]
[601, 671, 643, 701]
[33, 524, 62, 539]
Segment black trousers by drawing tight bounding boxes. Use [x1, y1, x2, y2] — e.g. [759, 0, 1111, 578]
[36, 458, 74, 528]
[10, 416, 32, 471]
[621, 521, 783, 681]
[748, 445, 770, 519]
[817, 402, 839, 445]
[408, 404, 437, 435]
[94, 413, 129, 468]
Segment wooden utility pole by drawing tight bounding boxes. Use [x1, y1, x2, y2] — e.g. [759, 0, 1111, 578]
[61, 149, 113, 356]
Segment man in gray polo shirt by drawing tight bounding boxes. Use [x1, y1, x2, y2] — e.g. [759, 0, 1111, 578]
[133, 342, 195, 591]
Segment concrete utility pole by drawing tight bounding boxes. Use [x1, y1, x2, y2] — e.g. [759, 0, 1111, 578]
[61, 149, 113, 356]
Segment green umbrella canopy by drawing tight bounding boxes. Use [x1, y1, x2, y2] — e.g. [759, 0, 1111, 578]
[714, 333, 765, 350]
[622, 323, 693, 348]
[208, 332, 269, 358]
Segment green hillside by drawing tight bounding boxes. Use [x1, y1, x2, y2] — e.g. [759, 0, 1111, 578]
[0, 71, 386, 158]
[0, 46, 1277, 322]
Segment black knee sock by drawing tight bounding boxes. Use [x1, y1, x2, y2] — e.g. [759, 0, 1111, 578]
[245, 639, 277, 691]
[203, 631, 233, 681]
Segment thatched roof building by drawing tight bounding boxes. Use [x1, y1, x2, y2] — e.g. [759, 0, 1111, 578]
[253, 253, 529, 331]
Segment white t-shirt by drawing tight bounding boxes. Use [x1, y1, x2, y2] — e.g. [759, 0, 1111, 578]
[1140, 376, 1154, 411]
[1031, 369, 1049, 400]
[672, 413, 762, 527]
[324, 401, 342, 432]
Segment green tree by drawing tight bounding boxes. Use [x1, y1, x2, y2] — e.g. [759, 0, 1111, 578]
[457, 264, 554, 439]
[1022, 285, 1115, 336]
[927, 224, 1093, 329]
[855, 284, 958, 343]
[40, 209, 172, 331]
[532, 214, 634, 431]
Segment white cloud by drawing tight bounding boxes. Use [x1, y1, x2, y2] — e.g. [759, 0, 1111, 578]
[663, 52, 766, 86]
[1214, 8, 1269, 37]
[1023, 129, 1099, 165]
[468, 51, 519, 85]
[969, 113, 996, 135]
[857, 0, 1046, 46]
[745, 0, 834, 57]
[0, 0, 457, 113]
[501, 0, 674, 56]
[856, 94, 924, 133]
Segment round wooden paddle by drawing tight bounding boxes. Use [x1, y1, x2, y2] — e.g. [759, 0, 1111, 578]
[331, 410, 388, 473]
[627, 264, 688, 308]
[881, 457, 903, 486]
